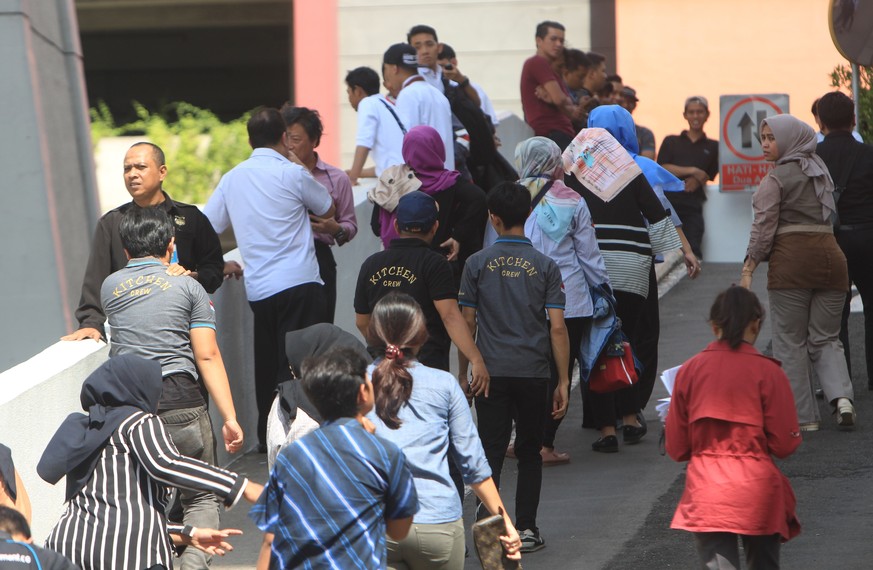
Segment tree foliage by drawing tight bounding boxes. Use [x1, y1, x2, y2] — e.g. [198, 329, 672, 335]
[831, 64, 873, 142]
[89, 102, 251, 204]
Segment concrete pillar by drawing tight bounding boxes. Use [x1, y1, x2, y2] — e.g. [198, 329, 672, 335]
[0, 0, 98, 370]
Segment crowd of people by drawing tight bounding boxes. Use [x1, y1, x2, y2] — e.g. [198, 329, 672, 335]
[0, 17, 868, 570]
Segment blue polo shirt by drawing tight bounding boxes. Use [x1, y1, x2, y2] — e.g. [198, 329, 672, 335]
[250, 418, 418, 569]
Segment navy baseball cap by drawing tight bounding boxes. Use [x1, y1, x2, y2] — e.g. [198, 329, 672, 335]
[384, 43, 419, 71]
[396, 191, 438, 232]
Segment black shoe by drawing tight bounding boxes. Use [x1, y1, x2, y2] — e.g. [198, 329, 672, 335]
[623, 424, 647, 445]
[592, 435, 619, 453]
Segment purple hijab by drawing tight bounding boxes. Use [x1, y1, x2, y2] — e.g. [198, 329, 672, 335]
[378, 125, 460, 246]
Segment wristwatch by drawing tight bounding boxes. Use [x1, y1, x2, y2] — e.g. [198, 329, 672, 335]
[333, 226, 347, 244]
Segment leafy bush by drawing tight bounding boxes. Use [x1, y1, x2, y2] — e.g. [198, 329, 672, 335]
[90, 102, 251, 204]
[831, 65, 873, 142]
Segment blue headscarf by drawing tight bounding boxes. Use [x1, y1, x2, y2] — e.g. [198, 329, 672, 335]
[38, 355, 163, 501]
[588, 105, 684, 193]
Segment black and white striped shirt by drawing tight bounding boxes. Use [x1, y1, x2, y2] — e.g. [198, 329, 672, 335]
[44, 412, 246, 570]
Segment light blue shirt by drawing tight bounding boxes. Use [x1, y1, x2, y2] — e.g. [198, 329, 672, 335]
[367, 362, 491, 524]
[204, 148, 333, 301]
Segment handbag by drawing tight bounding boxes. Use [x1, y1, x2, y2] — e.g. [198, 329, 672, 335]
[472, 513, 522, 570]
[588, 338, 637, 394]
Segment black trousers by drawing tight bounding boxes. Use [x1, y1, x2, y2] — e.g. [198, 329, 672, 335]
[588, 290, 644, 429]
[476, 377, 548, 532]
[694, 532, 780, 570]
[314, 240, 337, 324]
[545, 129, 575, 153]
[249, 282, 326, 445]
[543, 317, 586, 448]
[667, 192, 705, 258]
[636, 263, 661, 410]
[836, 226, 873, 387]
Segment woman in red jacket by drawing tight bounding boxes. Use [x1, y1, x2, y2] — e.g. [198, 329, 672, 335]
[666, 287, 801, 570]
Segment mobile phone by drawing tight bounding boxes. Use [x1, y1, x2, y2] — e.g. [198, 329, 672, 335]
[443, 64, 454, 71]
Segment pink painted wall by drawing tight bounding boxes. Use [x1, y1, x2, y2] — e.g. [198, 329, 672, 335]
[616, 0, 849, 166]
[293, 0, 339, 164]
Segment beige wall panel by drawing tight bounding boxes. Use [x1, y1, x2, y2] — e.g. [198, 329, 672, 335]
[337, 0, 591, 168]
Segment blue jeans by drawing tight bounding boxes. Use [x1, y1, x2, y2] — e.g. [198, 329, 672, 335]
[160, 405, 221, 569]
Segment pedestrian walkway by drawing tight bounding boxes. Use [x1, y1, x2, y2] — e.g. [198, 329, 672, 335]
[212, 262, 873, 569]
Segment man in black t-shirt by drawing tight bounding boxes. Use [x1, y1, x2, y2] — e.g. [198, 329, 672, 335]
[354, 192, 488, 393]
[658, 96, 719, 259]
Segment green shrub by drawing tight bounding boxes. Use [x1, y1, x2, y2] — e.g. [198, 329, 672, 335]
[90, 101, 251, 204]
[830, 65, 873, 142]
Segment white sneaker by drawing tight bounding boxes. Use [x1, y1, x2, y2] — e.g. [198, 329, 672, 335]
[836, 398, 856, 429]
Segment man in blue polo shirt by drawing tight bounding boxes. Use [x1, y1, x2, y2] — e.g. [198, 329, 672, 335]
[204, 107, 336, 449]
[251, 347, 418, 569]
[459, 182, 570, 554]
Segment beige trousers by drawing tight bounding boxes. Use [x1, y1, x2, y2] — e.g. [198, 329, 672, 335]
[769, 288, 854, 424]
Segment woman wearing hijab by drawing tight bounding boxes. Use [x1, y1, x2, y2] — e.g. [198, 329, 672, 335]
[0, 444, 30, 525]
[588, 105, 701, 412]
[740, 114, 855, 431]
[375, 126, 487, 270]
[562, 115, 683, 453]
[266, 322, 372, 470]
[39, 355, 263, 570]
[513, 136, 611, 463]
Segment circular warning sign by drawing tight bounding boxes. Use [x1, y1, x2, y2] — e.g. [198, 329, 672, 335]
[721, 96, 786, 161]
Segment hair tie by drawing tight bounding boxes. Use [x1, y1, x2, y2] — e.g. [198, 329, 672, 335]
[385, 344, 402, 360]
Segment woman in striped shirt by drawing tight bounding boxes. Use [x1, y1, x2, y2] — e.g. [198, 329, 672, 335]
[38, 355, 263, 570]
[563, 110, 682, 453]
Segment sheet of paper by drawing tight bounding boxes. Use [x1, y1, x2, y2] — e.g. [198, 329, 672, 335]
[660, 365, 681, 395]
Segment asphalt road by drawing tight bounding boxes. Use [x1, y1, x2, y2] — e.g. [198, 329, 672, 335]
[213, 262, 872, 569]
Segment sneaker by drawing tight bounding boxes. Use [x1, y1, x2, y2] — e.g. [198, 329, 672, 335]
[592, 435, 619, 453]
[836, 398, 856, 429]
[799, 422, 820, 432]
[623, 424, 647, 445]
[518, 529, 546, 553]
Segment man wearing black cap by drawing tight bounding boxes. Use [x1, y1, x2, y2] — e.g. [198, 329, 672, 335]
[354, 191, 488, 391]
[382, 43, 454, 170]
[657, 96, 719, 259]
[620, 86, 656, 160]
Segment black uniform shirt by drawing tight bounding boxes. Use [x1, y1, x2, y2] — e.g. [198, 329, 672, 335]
[74, 191, 224, 336]
[817, 131, 873, 225]
[354, 238, 457, 370]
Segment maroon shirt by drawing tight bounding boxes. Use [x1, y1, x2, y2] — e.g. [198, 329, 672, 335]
[520, 54, 574, 137]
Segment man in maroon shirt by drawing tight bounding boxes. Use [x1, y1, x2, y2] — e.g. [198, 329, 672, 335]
[520, 21, 579, 150]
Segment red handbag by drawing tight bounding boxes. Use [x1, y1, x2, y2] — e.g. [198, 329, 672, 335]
[589, 341, 637, 393]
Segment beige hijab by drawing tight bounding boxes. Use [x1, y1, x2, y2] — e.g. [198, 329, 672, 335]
[762, 114, 835, 222]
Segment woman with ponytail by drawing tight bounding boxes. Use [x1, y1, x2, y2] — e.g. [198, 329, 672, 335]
[367, 293, 521, 569]
[666, 287, 801, 569]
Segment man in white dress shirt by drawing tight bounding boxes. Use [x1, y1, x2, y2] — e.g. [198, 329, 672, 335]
[203, 107, 336, 449]
[382, 43, 454, 170]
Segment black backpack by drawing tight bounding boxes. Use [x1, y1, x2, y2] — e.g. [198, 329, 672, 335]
[442, 79, 497, 167]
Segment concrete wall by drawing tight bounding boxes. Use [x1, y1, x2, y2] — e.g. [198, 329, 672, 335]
[0, 0, 99, 370]
[336, 0, 592, 169]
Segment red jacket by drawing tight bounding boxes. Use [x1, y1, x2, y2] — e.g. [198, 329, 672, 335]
[666, 340, 802, 541]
